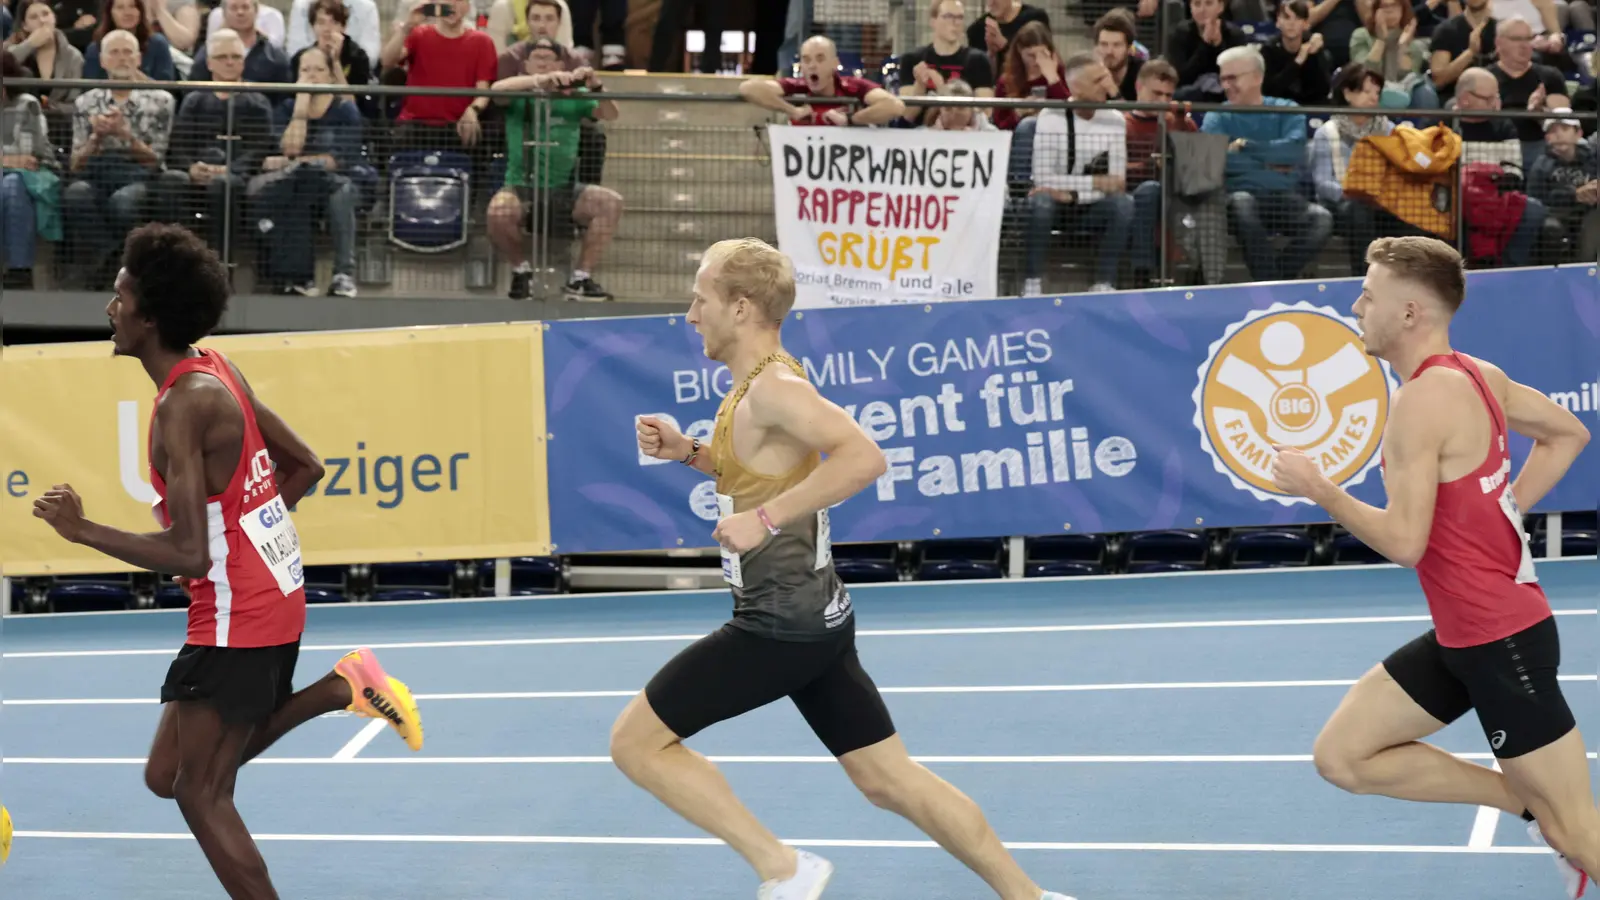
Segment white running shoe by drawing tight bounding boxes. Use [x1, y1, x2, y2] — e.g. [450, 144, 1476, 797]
[757, 850, 834, 900]
[1041, 893, 1079, 899]
[1529, 821, 1591, 898]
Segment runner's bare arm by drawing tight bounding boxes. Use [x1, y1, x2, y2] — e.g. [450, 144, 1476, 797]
[750, 373, 887, 529]
[226, 360, 326, 509]
[1479, 361, 1591, 511]
[1309, 382, 1447, 568]
[39, 381, 216, 577]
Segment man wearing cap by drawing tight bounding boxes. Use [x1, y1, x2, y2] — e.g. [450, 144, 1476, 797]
[1528, 108, 1600, 261]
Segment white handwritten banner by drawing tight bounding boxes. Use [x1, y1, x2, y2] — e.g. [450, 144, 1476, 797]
[767, 125, 1013, 308]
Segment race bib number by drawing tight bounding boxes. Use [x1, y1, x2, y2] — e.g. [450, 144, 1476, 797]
[1497, 488, 1538, 584]
[717, 492, 743, 589]
[239, 496, 306, 596]
[815, 508, 832, 570]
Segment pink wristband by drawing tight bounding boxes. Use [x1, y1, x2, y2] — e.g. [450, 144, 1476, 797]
[756, 506, 780, 535]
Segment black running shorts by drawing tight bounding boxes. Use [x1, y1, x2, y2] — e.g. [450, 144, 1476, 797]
[644, 622, 898, 758]
[160, 641, 301, 726]
[1383, 616, 1575, 759]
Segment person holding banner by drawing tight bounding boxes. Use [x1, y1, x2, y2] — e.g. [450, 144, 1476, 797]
[32, 223, 425, 900]
[1270, 236, 1596, 898]
[616, 237, 1075, 900]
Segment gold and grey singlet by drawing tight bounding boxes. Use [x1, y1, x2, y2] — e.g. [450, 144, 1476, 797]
[711, 351, 853, 641]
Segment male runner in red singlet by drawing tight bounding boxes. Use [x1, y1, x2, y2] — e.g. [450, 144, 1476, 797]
[620, 238, 1074, 900]
[33, 224, 426, 900]
[1270, 236, 1594, 896]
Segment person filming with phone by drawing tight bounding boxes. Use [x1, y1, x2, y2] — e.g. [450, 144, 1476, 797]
[380, 0, 498, 161]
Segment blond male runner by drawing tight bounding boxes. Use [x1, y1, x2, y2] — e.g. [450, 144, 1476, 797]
[616, 238, 1075, 900]
[1271, 237, 1594, 897]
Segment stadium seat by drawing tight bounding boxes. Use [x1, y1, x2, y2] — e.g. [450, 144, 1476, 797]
[915, 539, 1004, 580]
[1125, 561, 1204, 574]
[832, 542, 900, 583]
[1123, 530, 1209, 569]
[1530, 511, 1599, 557]
[1224, 528, 1316, 568]
[1330, 528, 1387, 565]
[388, 151, 472, 253]
[47, 581, 133, 612]
[372, 561, 458, 590]
[371, 588, 451, 602]
[1028, 561, 1104, 577]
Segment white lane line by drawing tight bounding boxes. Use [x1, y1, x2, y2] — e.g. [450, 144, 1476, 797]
[8, 608, 1596, 659]
[332, 720, 388, 761]
[11, 674, 1599, 707]
[1468, 761, 1505, 850]
[10, 752, 1593, 765]
[6, 830, 1557, 854]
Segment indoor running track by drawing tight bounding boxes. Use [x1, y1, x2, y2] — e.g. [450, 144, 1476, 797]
[2, 560, 1597, 900]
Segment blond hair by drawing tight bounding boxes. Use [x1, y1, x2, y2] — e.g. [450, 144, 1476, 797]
[1365, 236, 1466, 312]
[702, 238, 796, 325]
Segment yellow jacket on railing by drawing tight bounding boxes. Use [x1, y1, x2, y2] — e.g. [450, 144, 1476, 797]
[1341, 124, 1463, 241]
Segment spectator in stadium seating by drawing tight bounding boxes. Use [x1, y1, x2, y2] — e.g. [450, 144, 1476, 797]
[250, 45, 363, 296]
[990, 21, 1066, 131]
[1310, 0, 1366, 68]
[738, 35, 905, 126]
[191, 0, 292, 83]
[147, 0, 201, 55]
[6, 0, 86, 149]
[486, 37, 620, 300]
[1428, 0, 1495, 105]
[498, 0, 573, 79]
[1016, 52, 1132, 295]
[206, 0, 287, 48]
[1528, 109, 1600, 260]
[287, 0, 379, 61]
[1, 51, 61, 287]
[1350, 0, 1439, 109]
[897, 0, 994, 127]
[1454, 65, 1548, 264]
[1311, 63, 1423, 273]
[926, 78, 998, 130]
[84, 0, 175, 81]
[1202, 45, 1333, 281]
[1261, 1, 1332, 108]
[1093, 8, 1143, 101]
[61, 29, 173, 286]
[156, 28, 273, 258]
[486, 0, 573, 54]
[1123, 59, 1195, 284]
[567, 0, 626, 69]
[56, 0, 102, 53]
[1412, 0, 1459, 38]
[1166, 0, 1246, 104]
[290, 0, 376, 117]
[1489, 17, 1570, 167]
[968, 0, 1050, 73]
[382, 0, 499, 153]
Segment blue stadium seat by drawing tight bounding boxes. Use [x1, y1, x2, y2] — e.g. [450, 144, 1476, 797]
[1330, 530, 1387, 565]
[155, 582, 190, 608]
[1126, 561, 1204, 574]
[1028, 561, 1104, 578]
[372, 561, 458, 591]
[47, 581, 133, 612]
[372, 588, 451, 602]
[305, 588, 346, 604]
[1123, 530, 1209, 569]
[1224, 528, 1315, 568]
[510, 556, 562, 593]
[388, 151, 472, 252]
[832, 542, 899, 583]
[915, 539, 1004, 580]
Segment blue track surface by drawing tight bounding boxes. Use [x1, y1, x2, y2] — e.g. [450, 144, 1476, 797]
[2, 560, 1597, 899]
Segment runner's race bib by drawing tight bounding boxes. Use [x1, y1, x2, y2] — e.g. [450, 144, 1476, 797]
[239, 496, 306, 596]
[717, 492, 743, 588]
[1497, 487, 1539, 584]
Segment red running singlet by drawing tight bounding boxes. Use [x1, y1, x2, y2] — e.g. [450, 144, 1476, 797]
[150, 349, 307, 648]
[1385, 352, 1549, 648]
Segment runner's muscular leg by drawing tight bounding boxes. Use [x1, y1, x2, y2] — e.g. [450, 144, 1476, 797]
[1501, 728, 1600, 877]
[1313, 663, 1525, 812]
[238, 672, 351, 765]
[171, 701, 280, 900]
[144, 702, 181, 799]
[838, 734, 1043, 900]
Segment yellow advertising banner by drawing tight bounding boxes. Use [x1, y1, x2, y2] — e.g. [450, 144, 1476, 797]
[0, 323, 550, 576]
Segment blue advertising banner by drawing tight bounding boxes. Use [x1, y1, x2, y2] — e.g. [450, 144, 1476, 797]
[544, 266, 1599, 554]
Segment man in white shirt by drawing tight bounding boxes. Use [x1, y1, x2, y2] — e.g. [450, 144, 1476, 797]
[1016, 51, 1132, 295]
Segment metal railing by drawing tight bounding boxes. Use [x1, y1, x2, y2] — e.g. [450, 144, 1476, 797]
[3, 75, 1597, 305]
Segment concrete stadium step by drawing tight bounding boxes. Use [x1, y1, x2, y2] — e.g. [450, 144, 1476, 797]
[597, 180, 774, 214]
[599, 155, 771, 190]
[586, 269, 698, 304]
[612, 211, 775, 244]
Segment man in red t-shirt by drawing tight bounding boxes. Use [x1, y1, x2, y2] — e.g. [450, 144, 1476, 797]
[380, 0, 497, 152]
[738, 35, 904, 126]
